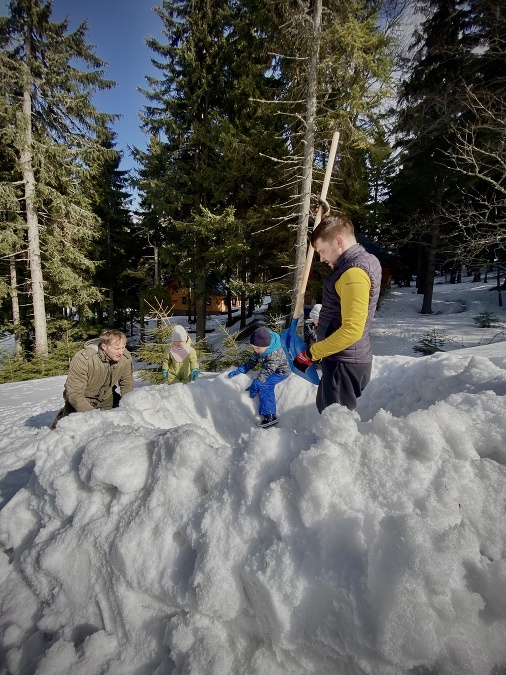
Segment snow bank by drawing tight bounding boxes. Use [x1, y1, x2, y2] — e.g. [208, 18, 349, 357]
[1, 353, 506, 674]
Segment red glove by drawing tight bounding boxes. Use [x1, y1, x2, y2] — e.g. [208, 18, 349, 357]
[293, 349, 313, 373]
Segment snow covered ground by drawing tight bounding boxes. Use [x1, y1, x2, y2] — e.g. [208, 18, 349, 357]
[1, 276, 506, 675]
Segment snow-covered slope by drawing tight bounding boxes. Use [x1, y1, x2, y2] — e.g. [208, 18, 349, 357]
[1, 280, 506, 674]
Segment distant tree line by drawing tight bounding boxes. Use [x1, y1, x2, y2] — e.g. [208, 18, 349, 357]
[0, 0, 504, 374]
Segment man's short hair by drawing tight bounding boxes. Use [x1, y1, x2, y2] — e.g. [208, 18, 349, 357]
[310, 213, 355, 247]
[99, 329, 127, 345]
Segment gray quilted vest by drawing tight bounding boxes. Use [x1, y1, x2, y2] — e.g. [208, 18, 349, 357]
[316, 243, 382, 363]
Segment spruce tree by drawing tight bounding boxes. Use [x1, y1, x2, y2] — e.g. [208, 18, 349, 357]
[0, 0, 116, 355]
[269, 0, 395, 313]
[86, 126, 136, 329]
[389, 0, 472, 313]
[446, 0, 506, 265]
[0, 35, 30, 353]
[136, 0, 287, 339]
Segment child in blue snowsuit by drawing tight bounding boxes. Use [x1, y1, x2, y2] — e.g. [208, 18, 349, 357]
[228, 326, 289, 428]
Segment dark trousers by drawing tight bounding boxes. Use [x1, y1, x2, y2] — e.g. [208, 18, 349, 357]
[316, 360, 371, 413]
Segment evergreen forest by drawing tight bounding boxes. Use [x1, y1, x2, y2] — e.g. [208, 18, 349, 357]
[0, 0, 505, 380]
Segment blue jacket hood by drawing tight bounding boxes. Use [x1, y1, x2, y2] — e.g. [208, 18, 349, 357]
[263, 330, 281, 356]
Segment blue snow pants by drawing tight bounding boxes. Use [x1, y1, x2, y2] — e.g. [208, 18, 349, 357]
[258, 373, 288, 415]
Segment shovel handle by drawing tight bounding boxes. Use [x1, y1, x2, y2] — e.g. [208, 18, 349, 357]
[293, 130, 340, 320]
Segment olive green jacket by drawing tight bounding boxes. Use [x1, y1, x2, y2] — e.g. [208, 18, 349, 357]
[162, 345, 198, 384]
[64, 342, 134, 412]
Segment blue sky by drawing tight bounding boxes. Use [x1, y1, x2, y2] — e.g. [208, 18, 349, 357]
[1, 0, 164, 176]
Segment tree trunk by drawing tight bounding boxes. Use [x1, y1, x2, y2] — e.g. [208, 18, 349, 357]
[107, 289, 114, 326]
[421, 219, 439, 314]
[240, 267, 247, 329]
[416, 244, 427, 294]
[153, 245, 159, 286]
[290, 0, 322, 319]
[9, 256, 22, 357]
[140, 297, 145, 343]
[195, 270, 207, 342]
[226, 278, 233, 326]
[22, 40, 48, 356]
[187, 284, 193, 323]
[105, 221, 114, 326]
[195, 238, 207, 341]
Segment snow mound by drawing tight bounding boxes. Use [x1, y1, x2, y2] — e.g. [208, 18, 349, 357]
[1, 356, 506, 675]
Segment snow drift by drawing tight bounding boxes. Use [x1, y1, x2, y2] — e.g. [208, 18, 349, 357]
[1, 350, 506, 675]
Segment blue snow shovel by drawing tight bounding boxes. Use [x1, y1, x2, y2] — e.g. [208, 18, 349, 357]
[281, 131, 340, 385]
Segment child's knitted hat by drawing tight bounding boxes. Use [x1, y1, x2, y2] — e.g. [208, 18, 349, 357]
[250, 326, 271, 347]
[171, 325, 188, 343]
[310, 304, 322, 321]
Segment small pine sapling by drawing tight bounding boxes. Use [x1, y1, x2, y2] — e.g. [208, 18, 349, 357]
[413, 328, 447, 355]
[473, 311, 498, 328]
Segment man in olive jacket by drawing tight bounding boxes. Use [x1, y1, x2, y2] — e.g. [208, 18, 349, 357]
[52, 329, 134, 428]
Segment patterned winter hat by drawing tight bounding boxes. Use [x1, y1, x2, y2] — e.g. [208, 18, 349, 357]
[171, 325, 188, 343]
[250, 326, 271, 347]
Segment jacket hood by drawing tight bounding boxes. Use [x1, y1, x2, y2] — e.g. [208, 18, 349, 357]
[263, 330, 281, 356]
[84, 339, 100, 351]
[171, 325, 188, 343]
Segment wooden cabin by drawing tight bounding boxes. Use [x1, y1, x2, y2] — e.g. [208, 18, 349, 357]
[165, 280, 242, 314]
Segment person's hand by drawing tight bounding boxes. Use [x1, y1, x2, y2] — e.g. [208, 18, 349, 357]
[191, 369, 199, 381]
[162, 369, 168, 380]
[293, 349, 313, 373]
[228, 365, 246, 378]
[245, 378, 263, 398]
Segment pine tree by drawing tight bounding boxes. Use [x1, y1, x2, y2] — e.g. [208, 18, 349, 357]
[0, 35, 30, 353]
[389, 0, 472, 313]
[0, 0, 116, 355]
[269, 0, 395, 313]
[446, 0, 506, 265]
[136, 0, 287, 339]
[86, 126, 136, 329]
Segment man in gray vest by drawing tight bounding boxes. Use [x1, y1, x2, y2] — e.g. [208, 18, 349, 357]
[293, 213, 381, 412]
[52, 329, 134, 428]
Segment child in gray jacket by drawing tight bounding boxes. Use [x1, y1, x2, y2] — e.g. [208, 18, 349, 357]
[228, 326, 289, 428]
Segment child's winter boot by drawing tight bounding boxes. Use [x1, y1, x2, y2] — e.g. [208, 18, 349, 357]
[259, 414, 278, 428]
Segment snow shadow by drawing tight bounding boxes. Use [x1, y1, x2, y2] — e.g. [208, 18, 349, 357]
[0, 460, 35, 508]
[25, 409, 59, 429]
